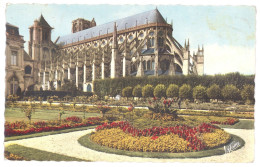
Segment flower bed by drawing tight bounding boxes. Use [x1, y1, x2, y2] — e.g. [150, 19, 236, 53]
[91, 121, 231, 152]
[210, 118, 239, 125]
[5, 116, 104, 137]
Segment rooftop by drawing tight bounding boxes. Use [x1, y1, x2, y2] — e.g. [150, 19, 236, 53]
[57, 9, 167, 46]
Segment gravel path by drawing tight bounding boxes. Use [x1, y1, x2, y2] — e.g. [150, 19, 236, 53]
[4, 128, 254, 162]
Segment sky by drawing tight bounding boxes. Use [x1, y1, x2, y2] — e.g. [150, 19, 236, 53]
[4, 3, 256, 75]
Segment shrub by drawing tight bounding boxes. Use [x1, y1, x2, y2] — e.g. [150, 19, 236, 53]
[207, 84, 222, 100]
[142, 84, 154, 98]
[122, 86, 133, 98]
[132, 85, 142, 98]
[179, 84, 192, 99]
[193, 85, 207, 100]
[153, 84, 166, 98]
[166, 84, 179, 98]
[222, 84, 240, 101]
[241, 85, 254, 104]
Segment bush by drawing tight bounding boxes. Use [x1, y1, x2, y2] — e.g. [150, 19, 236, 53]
[93, 73, 254, 98]
[193, 85, 207, 100]
[222, 84, 240, 101]
[142, 84, 154, 98]
[153, 84, 166, 98]
[179, 84, 192, 99]
[207, 84, 222, 100]
[122, 86, 133, 98]
[132, 85, 142, 98]
[241, 85, 254, 104]
[166, 84, 179, 98]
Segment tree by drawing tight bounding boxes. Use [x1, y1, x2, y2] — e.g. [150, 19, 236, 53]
[222, 84, 240, 101]
[179, 84, 192, 99]
[132, 85, 142, 98]
[153, 84, 166, 98]
[207, 84, 222, 100]
[166, 84, 179, 98]
[193, 85, 207, 100]
[142, 84, 154, 98]
[241, 85, 254, 104]
[122, 86, 133, 99]
[21, 104, 35, 124]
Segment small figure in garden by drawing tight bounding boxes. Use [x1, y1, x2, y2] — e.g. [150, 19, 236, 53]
[178, 98, 182, 109]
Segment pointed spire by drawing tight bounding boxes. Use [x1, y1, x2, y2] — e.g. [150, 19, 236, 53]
[184, 39, 187, 48]
[198, 45, 200, 51]
[187, 39, 190, 46]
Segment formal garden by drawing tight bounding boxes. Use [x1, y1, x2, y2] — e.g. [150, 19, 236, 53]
[4, 73, 255, 161]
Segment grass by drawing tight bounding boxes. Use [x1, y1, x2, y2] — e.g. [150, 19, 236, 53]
[78, 133, 245, 159]
[5, 125, 97, 142]
[5, 144, 89, 161]
[217, 119, 254, 129]
[5, 107, 101, 122]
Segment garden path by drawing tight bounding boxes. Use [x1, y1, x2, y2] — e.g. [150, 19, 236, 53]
[4, 128, 254, 162]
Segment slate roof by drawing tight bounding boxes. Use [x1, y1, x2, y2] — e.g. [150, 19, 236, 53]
[38, 15, 52, 28]
[57, 9, 167, 46]
[23, 50, 32, 61]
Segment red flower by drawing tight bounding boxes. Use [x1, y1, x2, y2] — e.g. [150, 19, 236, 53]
[151, 135, 159, 140]
[163, 100, 167, 104]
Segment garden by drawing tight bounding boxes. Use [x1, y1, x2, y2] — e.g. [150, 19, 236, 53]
[4, 73, 255, 160]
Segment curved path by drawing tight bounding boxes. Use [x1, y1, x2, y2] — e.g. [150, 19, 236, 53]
[4, 128, 254, 162]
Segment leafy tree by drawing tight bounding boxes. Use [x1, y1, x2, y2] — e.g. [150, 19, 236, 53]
[166, 84, 179, 98]
[179, 84, 192, 99]
[132, 85, 142, 98]
[122, 86, 133, 99]
[193, 85, 207, 100]
[142, 84, 154, 98]
[241, 85, 254, 104]
[21, 105, 35, 124]
[222, 84, 240, 101]
[153, 84, 166, 98]
[207, 84, 222, 100]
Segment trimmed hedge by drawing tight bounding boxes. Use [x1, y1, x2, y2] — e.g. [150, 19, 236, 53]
[93, 73, 254, 97]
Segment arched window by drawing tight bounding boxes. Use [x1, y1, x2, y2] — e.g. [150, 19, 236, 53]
[158, 37, 164, 47]
[150, 38, 155, 47]
[147, 60, 151, 70]
[9, 76, 18, 95]
[25, 65, 32, 74]
[87, 84, 92, 92]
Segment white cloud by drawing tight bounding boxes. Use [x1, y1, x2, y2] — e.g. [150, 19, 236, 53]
[195, 44, 255, 75]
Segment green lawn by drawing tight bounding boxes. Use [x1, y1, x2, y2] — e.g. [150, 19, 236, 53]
[5, 107, 101, 122]
[5, 144, 89, 161]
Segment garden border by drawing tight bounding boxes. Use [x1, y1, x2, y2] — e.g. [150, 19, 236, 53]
[78, 133, 245, 159]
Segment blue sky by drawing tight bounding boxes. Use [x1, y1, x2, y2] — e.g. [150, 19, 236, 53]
[5, 4, 256, 75]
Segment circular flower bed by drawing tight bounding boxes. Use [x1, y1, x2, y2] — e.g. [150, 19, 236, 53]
[90, 121, 231, 153]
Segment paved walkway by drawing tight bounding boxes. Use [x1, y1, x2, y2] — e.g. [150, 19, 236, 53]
[4, 128, 254, 162]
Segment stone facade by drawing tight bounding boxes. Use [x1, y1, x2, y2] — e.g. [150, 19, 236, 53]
[5, 9, 204, 96]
